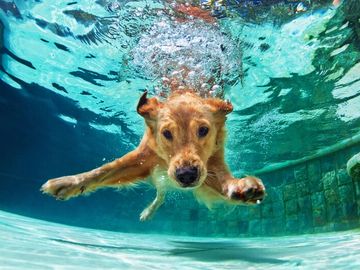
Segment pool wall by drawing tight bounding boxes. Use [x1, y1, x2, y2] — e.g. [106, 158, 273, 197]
[252, 142, 360, 236]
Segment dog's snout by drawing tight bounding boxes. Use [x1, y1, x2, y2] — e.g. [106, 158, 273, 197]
[175, 166, 199, 186]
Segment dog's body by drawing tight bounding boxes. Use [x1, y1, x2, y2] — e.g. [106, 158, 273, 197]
[41, 90, 265, 220]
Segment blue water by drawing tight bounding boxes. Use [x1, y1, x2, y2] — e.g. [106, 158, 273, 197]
[1, 0, 360, 268]
[1, 0, 359, 173]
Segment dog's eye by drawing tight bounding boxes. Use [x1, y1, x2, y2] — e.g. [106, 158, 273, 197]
[198, 126, 209, 138]
[162, 129, 173, 140]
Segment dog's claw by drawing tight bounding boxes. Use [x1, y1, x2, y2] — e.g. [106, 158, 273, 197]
[80, 185, 86, 194]
[244, 187, 255, 197]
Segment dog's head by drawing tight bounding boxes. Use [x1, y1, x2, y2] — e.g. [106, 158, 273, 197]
[137, 91, 233, 188]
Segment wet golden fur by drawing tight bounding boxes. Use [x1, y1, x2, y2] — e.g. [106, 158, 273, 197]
[41, 90, 265, 221]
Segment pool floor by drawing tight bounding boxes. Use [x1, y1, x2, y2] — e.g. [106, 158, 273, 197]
[1, 210, 360, 269]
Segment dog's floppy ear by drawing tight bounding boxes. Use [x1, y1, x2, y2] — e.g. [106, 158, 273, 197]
[206, 98, 233, 115]
[137, 91, 161, 121]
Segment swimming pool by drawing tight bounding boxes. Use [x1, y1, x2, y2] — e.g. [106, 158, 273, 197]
[1, 0, 360, 268]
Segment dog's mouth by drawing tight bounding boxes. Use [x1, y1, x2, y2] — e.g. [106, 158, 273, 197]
[178, 181, 201, 188]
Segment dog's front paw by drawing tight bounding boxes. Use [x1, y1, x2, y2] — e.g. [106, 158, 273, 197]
[225, 176, 265, 204]
[41, 176, 85, 200]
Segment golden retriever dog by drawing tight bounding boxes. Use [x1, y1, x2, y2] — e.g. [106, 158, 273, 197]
[41, 89, 265, 221]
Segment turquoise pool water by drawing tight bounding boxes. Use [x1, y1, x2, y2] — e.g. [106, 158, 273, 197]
[2, 209, 360, 269]
[1, 0, 359, 173]
[1, 0, 360, 268]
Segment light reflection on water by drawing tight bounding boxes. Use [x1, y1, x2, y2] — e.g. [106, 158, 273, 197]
[0, 1, 359, 169]
[1, 210, 360, 269]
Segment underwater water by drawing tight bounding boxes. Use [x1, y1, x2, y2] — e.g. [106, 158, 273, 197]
[1, 0, 360, 268]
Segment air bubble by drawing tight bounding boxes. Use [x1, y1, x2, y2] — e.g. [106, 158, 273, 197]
[131, 18, 242, 97]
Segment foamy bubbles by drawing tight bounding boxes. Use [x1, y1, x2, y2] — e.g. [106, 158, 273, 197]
[130, 17, 242, 97]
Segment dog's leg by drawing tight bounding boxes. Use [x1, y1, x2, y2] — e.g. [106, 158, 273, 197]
[205, 155, 266, 204]
[139, 190, 165, 221]
[41, 142, 157, 200]
[206, 172, 265, 204]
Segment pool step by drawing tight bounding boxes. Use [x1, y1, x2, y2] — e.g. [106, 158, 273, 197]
[347, 153, 360, 179]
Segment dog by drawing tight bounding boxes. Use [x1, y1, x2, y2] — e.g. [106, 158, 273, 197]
[41, 89, 265, 221]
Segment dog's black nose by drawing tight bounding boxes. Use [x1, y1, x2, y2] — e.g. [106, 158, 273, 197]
[175, 166, 199, 186]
